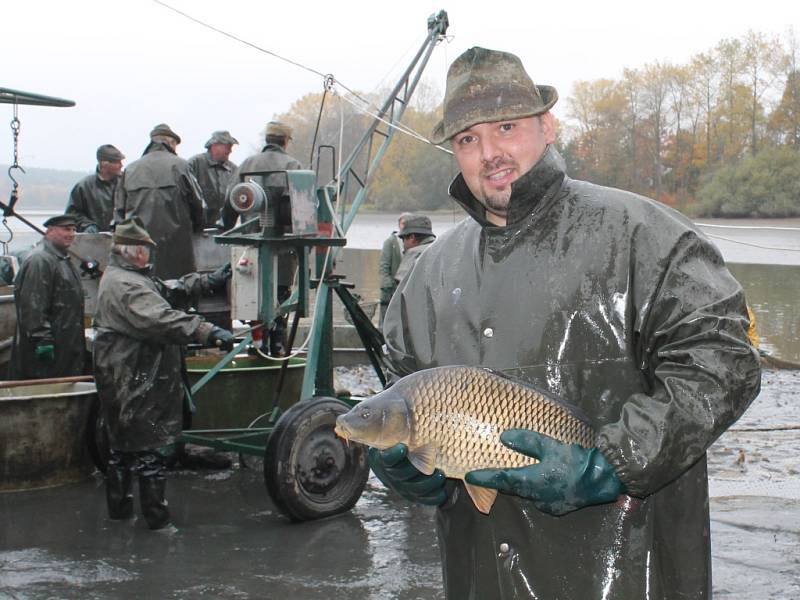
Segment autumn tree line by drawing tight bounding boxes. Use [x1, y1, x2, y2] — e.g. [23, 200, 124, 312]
[275, 29, 800, 217]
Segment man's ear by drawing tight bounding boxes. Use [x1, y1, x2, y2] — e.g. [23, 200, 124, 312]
[541, 112, 557, 144]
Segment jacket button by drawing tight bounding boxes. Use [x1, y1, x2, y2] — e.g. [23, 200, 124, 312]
[483, 327, 494, 338]
[499, 542, 510, 555]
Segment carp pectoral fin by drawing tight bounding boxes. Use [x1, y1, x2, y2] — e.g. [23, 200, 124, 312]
[464, 483, 498, 515]
[407, 444, 436, 475]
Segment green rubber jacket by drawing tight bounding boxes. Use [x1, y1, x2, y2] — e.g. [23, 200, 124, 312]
[8, 239, 85, 380]
[114, 142, 205, 280]
[93, 254, 214, 452]
[187, 151, 237, 228]
[383, 147, 761, 599]
[65, 171, 117, 232]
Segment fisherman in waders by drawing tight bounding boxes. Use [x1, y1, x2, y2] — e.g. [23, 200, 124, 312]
[7, 214, 85, 380]
[375, 47, 761, 599]
[392, 214, 436, 286]
[65, 144, 125, 233]
[187, 130, 239, 229]
[222, 121, 301, 356]
[114, 123, 205, 280]
[378, 212, 413, 328]
[93, 217, 233, 530]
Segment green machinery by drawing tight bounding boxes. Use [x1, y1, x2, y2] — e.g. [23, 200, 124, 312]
[178, 10, 449, 521]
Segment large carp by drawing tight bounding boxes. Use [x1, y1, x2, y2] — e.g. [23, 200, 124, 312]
[334, 365, 597, 514]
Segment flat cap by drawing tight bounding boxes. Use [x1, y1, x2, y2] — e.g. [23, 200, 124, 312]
[398, 214, 434, 238]
[149, 123, 181, 144]
[431, 47, 558, 145]
[113, 216, 157, 247]
[205, 130, 239, 148]
[43, 214, 77, 228]
[96, 144, 125, 162]
[265, 121, 293, 139]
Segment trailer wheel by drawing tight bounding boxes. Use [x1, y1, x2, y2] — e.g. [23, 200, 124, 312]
[264, 397, 368, 522]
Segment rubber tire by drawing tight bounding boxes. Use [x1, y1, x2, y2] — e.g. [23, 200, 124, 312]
[264, 397, 369, 522]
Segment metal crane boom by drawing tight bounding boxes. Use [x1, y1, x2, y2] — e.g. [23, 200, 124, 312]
[334, 9, 449, 236]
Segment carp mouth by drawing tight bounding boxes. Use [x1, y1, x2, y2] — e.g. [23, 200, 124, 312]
[334, 419, 352, 441]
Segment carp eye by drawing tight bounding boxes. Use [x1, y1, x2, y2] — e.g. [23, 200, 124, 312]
[360, 409, 371, 420]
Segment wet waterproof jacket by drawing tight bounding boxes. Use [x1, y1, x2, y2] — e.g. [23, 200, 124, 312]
[65, 171, 117, 232]
[114, 142, 204, 280]
[187, 151, 237, 228]
[220, 144, 302, 229]
[393, 235, 435, 285]
[93, 254, 214, 452]
[383, 147, 761, 600]
[379, 232, 402, 304]
[8, 239, 85, 379]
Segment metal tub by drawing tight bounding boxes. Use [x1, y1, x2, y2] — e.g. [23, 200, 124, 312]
[0, 380, 95, 491]
[186, 354, 306, 429]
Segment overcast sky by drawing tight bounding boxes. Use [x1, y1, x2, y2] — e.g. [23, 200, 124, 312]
[2, 0, 799, 174]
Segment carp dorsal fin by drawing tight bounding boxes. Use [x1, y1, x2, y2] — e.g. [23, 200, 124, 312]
[407, 443, 437, 475]
[464, 483, 498, 515]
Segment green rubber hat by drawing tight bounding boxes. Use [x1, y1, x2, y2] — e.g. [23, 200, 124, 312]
[431, 47, 558, 145]
[113, 216, 156, 247]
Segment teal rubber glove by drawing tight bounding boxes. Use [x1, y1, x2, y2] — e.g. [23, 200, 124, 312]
[208, 327, 235, 351]
[465, 430, 624, 516]
[368, 444, 447, 506]
[84, 224, 99, 234]
[35, 343, 55, 363]
[207, 263, 231, 292]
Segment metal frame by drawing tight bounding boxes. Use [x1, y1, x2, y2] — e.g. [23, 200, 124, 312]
[176, 10, 449, 455]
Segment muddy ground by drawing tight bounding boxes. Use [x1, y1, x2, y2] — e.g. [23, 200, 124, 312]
[0, 367, 798, 599]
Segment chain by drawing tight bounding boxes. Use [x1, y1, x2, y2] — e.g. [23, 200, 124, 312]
[10, 103, 21, 170]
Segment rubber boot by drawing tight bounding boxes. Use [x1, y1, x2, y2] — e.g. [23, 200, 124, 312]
[138, 453, 170, 530]
[139, 474, 170, 530]
[105, 453, 134, 520]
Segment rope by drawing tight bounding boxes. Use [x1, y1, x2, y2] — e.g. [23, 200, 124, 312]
[697, 222, 800, 232]
[704, 232, 800, 252]
[150, 0, 369, 105]
[338, 91, 453, 155]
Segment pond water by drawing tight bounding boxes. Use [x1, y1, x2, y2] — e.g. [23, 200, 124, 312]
[5, 212, 800, 361]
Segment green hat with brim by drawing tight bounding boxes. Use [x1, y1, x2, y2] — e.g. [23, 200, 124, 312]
[431, 47, 558, 145]
[149, 123, 181, 144]
[265, 121, 293, 139]
[113, 216, 157, 247]
[43, 214, 77, 228]
[398, 214, 434, 238]
[205, 130, 239, 148]
[96, 144, 125, 162]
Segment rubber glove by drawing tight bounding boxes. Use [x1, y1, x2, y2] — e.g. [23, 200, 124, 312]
[465, 430, 624, 516]
[208, 327, 235, 351]
[35, 343, 55, 363]
[207, 263, 232, 292]
[84, 224, 99, 234]
[368, 444, 447, 506]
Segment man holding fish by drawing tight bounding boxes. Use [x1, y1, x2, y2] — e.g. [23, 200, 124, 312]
[347, 47, 761, 599]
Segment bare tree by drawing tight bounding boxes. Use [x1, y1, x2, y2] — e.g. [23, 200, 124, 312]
[742, 30, 785, 154]
[690, 51, 719, 167]
[640, 62, 673, 199]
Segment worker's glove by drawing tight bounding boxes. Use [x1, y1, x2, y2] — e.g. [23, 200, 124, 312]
[368, 443, 447, 506]
[208, 327, 235, 351]
[84, 224, 99, 234]
[207, 263, 232, 292]
[34, 343, 55, 363]
[465, 430, 624, 516]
